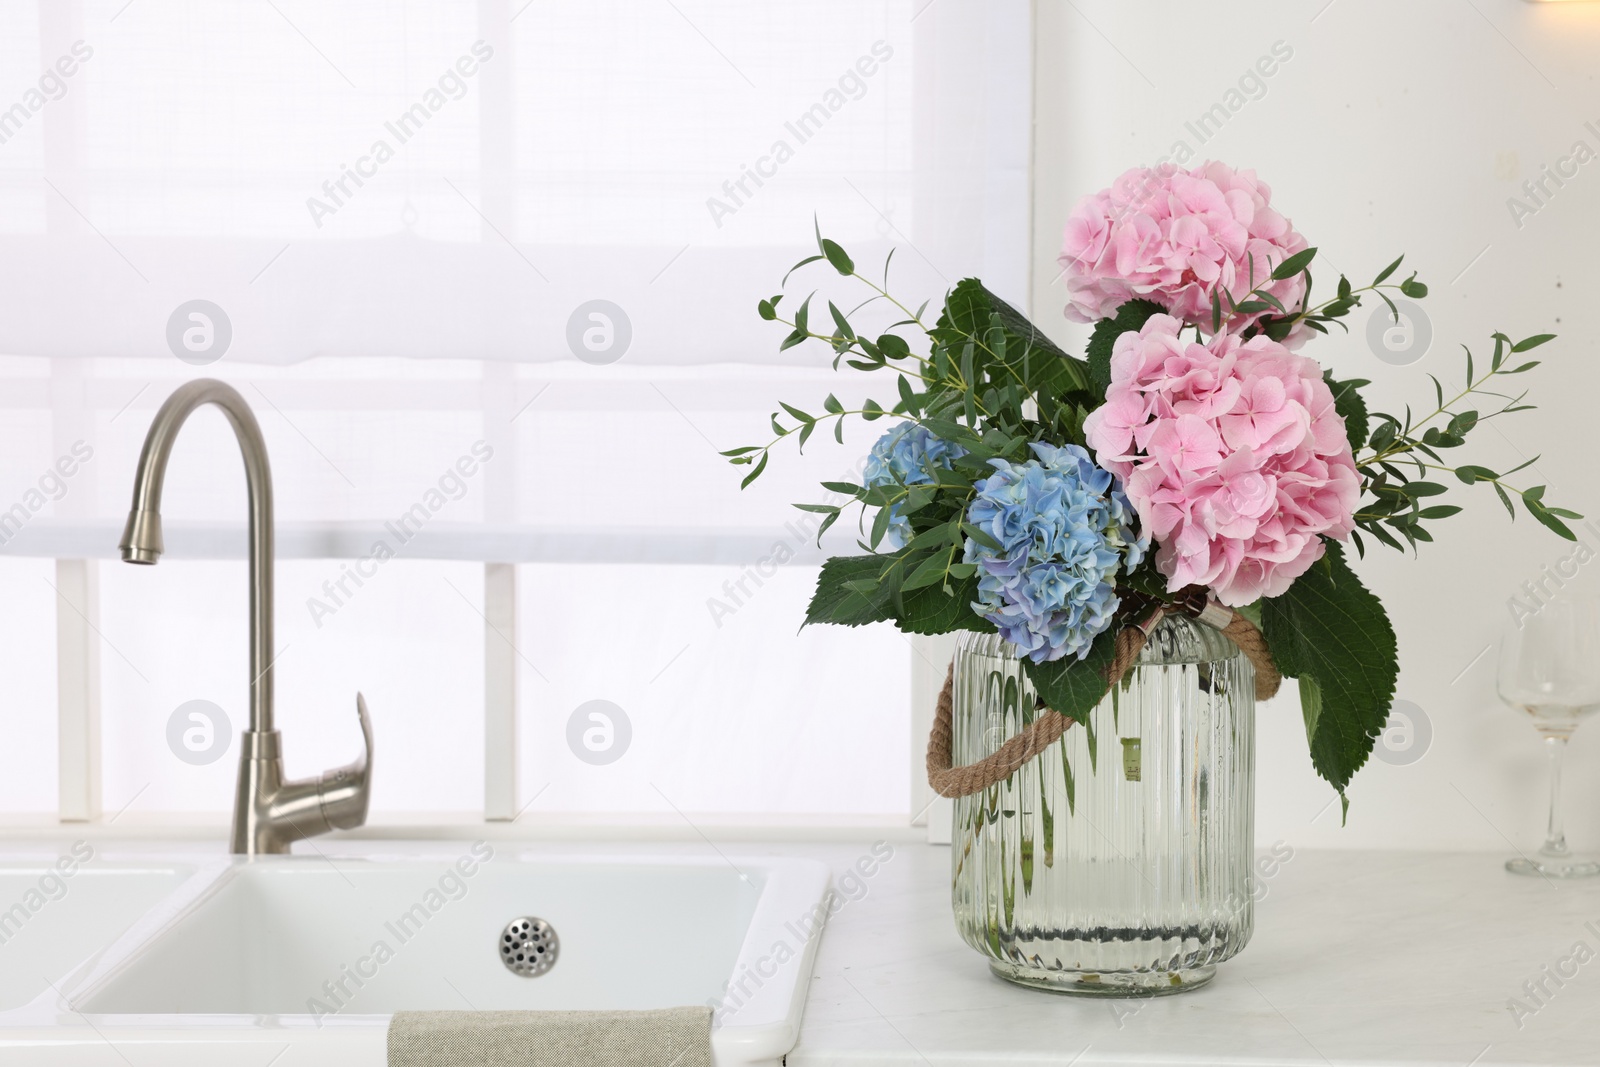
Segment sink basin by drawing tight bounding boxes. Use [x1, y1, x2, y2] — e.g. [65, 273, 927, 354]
[0, 853, 193, 1012]
[1, 845, 830, 1067]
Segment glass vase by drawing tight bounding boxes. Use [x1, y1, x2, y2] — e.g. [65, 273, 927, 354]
[948, 615, 1255, 996]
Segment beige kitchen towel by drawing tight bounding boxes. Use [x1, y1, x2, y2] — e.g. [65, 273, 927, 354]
[388, 1007, 713, 1067]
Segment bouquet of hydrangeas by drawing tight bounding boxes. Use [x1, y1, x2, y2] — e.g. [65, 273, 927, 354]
[727, 161, 1576, 808]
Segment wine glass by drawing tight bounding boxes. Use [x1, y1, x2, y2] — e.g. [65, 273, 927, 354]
[1497, 594, 1600, 878]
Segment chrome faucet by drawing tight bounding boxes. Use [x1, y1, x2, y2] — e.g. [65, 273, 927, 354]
[119, 379, 373, 855]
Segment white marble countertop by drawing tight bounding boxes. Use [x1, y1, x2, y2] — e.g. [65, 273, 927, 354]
[789, 844, 1600, 1067]
[2, 835, 1594, 1064]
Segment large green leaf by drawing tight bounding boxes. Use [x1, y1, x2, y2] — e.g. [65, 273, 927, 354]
[899, 572, 988, 635]
[1325, 372, 1370, 456]
[1261, 542, 1398, 800]
[805, 552, 988, 636]
[805, 555, 893, 627]
[1020, 629, 1117, 727]
[937, 278, 1090, 394]
[1085, 299, 1165, 398]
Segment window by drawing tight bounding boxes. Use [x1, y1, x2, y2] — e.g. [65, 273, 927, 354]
[0, 0, 1030, 827]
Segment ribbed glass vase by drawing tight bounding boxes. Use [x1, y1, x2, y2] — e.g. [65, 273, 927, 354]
[949, 615, 1255, 996]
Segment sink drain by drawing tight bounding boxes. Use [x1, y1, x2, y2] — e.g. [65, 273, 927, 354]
[499, 916, 559, 977]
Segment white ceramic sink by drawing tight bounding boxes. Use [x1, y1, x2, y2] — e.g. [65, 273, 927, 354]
[0, 845, 830, 1067]
[0, 853, 193, 1012]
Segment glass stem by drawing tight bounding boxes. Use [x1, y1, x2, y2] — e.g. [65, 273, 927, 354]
[1542, 735, 1570, 858]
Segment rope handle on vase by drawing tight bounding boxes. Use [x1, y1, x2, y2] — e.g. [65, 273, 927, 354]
[925, 598, 1282, 799]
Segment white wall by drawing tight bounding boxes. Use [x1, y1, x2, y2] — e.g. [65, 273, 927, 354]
[1033, 0, 1600, 851]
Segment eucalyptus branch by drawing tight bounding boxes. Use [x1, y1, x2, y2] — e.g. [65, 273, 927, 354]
[1219, 251, 1428, 343]
[722, 402, 912, 486]
[1343, 330, 1577, 554]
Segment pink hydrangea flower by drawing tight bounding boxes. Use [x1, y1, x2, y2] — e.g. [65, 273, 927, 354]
[1083, 314, 1358, 606]
[1060, 161, 1311, 345]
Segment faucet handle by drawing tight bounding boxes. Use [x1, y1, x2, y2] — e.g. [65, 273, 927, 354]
[317, 692, 374, 831]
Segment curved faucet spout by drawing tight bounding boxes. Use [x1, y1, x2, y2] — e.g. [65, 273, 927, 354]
[120, 379, 373, 855]
[119, 379, 275, 734]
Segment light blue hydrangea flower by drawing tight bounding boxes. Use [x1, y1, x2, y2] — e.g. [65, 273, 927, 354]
[863, 423, 968, 550]
[963, 442, 1146, 664]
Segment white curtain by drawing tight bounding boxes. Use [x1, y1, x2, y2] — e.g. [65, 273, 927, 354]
[0, 0, 1032, 819]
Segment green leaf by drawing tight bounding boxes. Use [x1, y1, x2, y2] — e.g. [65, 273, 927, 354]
[1325, 373, 1369, 455]
[960, 342, 976, 424]
[1531, 509, 1577, 540]
[793, 293, 813, 335]
[827, 302, 855, 340]
[1086, 299, 1165, 397]
[896, 373, 917, 414]
[1454, 464, 1497, 485]
[1402, 481, 1447, 498]
[739, 451, 769, 489]
[935, 278, 1089, 394]
[805, 555, 894, 627]
[821, 238, 854, 276]
[1298, 675, 1323, 755]
[1494, 482, 1516, 520]
[1526, 496, 1577, 540]
[898, 570, 986, 635]
[1367, 419, 1395, 453]
[901, 486, 935, 513]
[782, 255, 824, 286]
[906, 521, 958, 552]
[869, 501, 892, 548]
[1373, 255, 1403, 286]
[807, 547, 985, 637]
[1511, 333, 1555, 353]
[877, 333, 911, 360]
[1399, 276, 1428, 299]
[821, 480, 862, 495]
[1365, 522, 1404, 552]
[961, 522, 1002, 552]
[1021, 631, 1117, 727]
[1271, 246, 1317, 281]
[1261, 542, 1398, 795]
[901, 551, 951, 593]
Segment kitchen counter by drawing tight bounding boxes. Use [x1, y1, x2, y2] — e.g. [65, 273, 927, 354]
[790, 844, 1600, 1066]
[2, 834, 1595, 1065]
